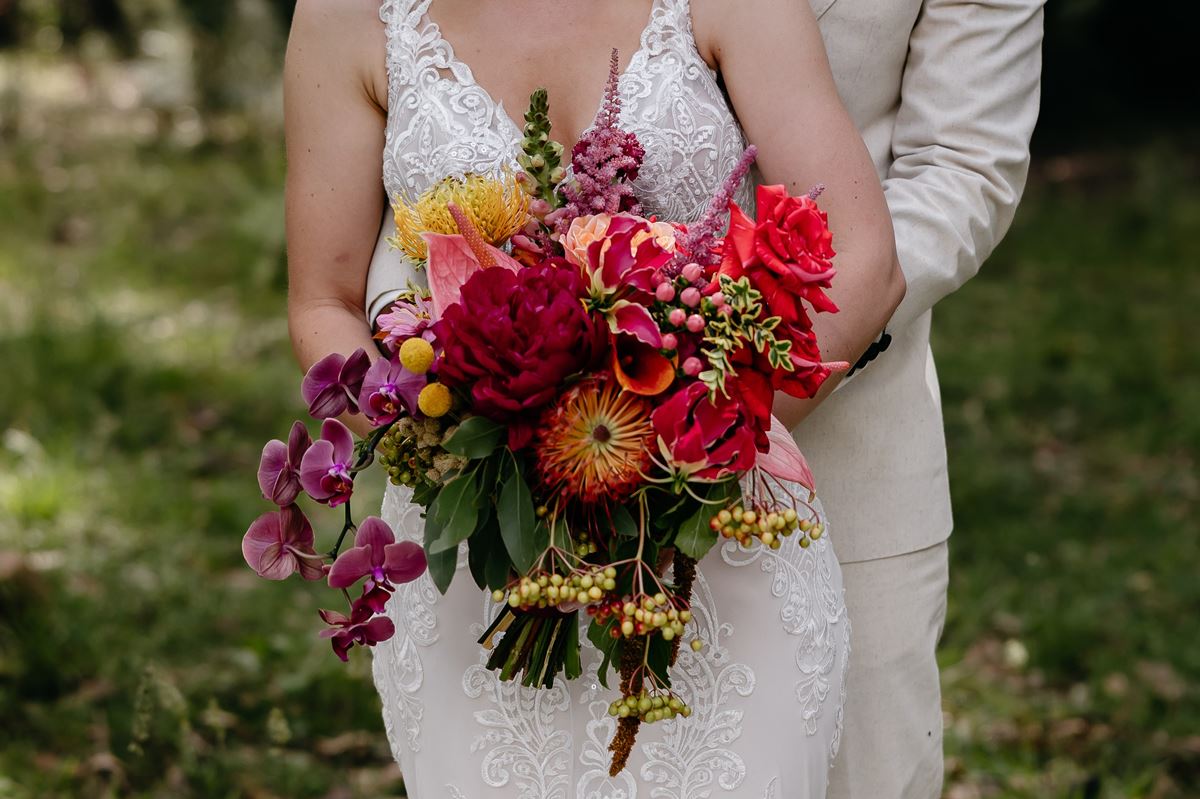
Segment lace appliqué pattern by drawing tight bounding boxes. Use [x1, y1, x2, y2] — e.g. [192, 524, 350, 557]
[720, 481, 849, 769]
[379, 0, 752, 224]
[463, 595, 576, 798]
[372, 486, 441, 758]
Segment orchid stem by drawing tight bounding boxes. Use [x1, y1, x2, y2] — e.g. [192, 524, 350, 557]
[329, 500, 357, 560]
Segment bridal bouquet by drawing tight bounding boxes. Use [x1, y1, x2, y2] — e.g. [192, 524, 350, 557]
[242, 53, 846, 774]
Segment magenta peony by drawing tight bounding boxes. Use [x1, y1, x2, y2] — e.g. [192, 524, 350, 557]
[434, 262, 607, 449]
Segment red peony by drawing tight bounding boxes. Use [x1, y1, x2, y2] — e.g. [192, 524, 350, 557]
[719, 184, 838, 323]
[434, 262, 607, 449]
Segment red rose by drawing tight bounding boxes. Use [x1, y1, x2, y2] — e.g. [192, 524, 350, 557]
[719, 184, 838, 322]
[434, 262, 607, 448]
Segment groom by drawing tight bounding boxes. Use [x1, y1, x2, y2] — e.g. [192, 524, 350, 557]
[798, 0, 1044, 796]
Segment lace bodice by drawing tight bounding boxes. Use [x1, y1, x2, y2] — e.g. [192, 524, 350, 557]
[378, 0, 754, 223]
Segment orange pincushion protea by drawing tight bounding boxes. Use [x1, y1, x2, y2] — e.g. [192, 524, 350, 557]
[535, 379, 654, 504]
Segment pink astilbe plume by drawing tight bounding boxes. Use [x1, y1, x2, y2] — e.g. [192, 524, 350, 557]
[556, 50, 645, 234]
[671, 145, 759, 272]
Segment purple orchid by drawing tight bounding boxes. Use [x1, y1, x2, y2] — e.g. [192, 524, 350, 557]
[375, 294, 434, 352]
[241, 504, 325, 581]
[299, 419, 356, 507]
[358, 355, 427, 427]
[327, 516, 427, 591]
[301, 349, 370, 419]
[318, 602, 396, 661]
[256, 420, 312, 506]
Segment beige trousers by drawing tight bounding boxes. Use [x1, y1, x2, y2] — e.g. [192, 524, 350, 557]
[828, 541, 950, 799]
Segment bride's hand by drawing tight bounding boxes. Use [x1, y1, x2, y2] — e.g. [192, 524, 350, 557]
[694, 0, 907, 427]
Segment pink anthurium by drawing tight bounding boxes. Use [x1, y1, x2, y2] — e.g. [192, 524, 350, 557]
[756, 416, 816, 493]
[424, 233, 522, 319]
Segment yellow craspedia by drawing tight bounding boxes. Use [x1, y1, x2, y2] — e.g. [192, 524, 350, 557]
[389, 171, 530, 264]
[399, 337, 435, 374]
[417, 383, 452, 418]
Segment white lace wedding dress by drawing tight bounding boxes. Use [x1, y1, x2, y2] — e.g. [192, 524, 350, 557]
[368, 1, 850, 796]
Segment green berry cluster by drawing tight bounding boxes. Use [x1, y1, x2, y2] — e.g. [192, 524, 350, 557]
[517, 89, 567, 206]
[607, 690, 692, 723]
[378, 417, 464, 489]
[491, 566, 619, 611]
[710, 505, 823, 549]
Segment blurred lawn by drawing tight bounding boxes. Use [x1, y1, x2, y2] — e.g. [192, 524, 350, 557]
[0, 102, 1197, 797]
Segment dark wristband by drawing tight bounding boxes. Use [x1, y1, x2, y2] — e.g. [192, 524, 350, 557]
[846, 330, 892, 378]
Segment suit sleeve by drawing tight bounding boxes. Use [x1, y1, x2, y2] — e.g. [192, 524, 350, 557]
[882, 0, 1045, 331]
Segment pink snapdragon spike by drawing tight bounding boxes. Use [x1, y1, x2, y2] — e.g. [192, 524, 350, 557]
[242, 504, 325, 581]
[359, 355, 426, 427]
[756, 416, 816, 493]
[327, 516, 427, 591]
[301, 349, 370, 419]
[423, 232, 522, 319]
[375, 293, 434, 352]
[257, 420, 312, 506]
[299, 419, 356, 507]
[318, 602, 396, 662]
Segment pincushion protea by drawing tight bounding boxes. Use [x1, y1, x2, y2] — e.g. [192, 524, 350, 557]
[390, 172, 530, 263]
[535, 379, 654, 504]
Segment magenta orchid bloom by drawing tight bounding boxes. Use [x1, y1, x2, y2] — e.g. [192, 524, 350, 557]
[318, 602, 396, 661]
[327, 516, 427, 591]
[358, 355, 426, 427]
[256, 420, 312, 506]
[301, 349, 370, 419]
[241, 504, 325, 581]
[299, 419, 356, 507]
[651, 382, 758, 480]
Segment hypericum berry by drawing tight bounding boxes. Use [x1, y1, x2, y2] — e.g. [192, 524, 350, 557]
[680, 287, 701, 307]
[682, 262, 703, 282]
[686, 314, 705, 333]
[656, 282, 676, 302]
[660, 333, 678, 351]
[682, 357, 703, 377]
[668, 308, 687, 326]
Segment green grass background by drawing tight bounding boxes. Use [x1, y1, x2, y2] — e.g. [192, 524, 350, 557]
[0, 89, 1197, 798]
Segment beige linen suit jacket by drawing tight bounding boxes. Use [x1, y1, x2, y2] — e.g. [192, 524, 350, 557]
[364, 0, 1045, 564]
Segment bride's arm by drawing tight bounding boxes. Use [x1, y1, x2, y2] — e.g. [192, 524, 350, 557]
[283, 0, 388, 437]
[695, 0, 906, 427]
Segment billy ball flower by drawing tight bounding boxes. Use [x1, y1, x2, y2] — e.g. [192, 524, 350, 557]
[399, 337, 435, 374]
[417, 383, 452, 418]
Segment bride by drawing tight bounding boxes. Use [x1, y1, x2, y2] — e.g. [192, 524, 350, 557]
[283, 0, 905, 795]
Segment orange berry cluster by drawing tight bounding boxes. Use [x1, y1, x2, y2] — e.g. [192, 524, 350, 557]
[593, 592, 697, 643]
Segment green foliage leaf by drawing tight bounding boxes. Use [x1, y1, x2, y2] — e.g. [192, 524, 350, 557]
[611, 504, 639, 538]
[429, 472, 480, 553]
[563, 614, 582, 680]
[674, 479, 740, 561]
[422, 514, 456, 594]
[497, 460, 538, 572]
[442, 416, 505, 458]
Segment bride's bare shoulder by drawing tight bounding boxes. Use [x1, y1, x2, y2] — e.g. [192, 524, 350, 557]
[690, 0, 817, 68]
[288, 0, 389, 111]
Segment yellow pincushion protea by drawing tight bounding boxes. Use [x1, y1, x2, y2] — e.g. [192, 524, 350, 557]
[390, 172, 530, 264]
